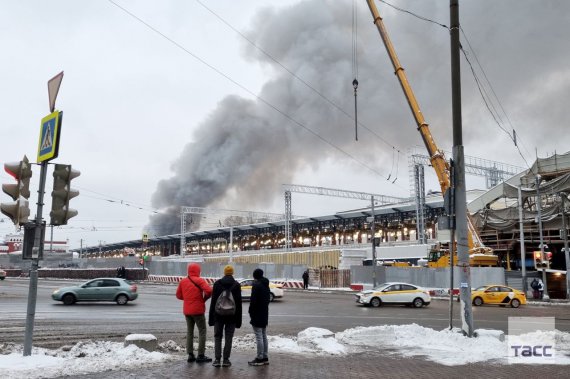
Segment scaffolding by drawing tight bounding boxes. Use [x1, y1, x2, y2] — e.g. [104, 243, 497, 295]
[407, 147, 524, 197]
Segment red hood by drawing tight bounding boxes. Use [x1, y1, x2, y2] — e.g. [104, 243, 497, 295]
[188, 263, 201, 277]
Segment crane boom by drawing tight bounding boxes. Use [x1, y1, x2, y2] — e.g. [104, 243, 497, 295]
[365, 0, 491, 254]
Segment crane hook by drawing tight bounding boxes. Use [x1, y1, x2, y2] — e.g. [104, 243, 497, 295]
[353, 78, 359, 141]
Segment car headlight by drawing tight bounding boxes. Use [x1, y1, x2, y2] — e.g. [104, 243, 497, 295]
[52, 290, 60, 295]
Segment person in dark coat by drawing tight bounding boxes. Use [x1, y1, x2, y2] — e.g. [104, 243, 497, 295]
[209, 265, 242, 367]
[302, 270, 309, 289]
[530, 278, 539, 299]
[248, 268, 270, 366]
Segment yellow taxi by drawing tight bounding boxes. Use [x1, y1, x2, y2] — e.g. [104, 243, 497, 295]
[239, 279, 284, 302]
[470, 285, 526, 308]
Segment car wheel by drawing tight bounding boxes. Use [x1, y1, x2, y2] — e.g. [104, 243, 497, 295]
[412, 297, 424, 308]
[116, 294, 129, 305]
[473, 297, 483, 306]
[370, 297, 382, 308]
[62, 294, 76, 305]
[511, 298, 521, 308]
[269, 292, 275, 302]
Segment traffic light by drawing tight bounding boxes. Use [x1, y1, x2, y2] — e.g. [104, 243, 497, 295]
[1, 156, 32, 225]
[139, 258, 144, 266]
[50, 164, 80, 226]
[533, 251, 550, 270]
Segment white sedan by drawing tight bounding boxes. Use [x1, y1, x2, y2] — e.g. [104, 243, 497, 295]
[239, 279, 284, 302]
[355, 282, 431, 308]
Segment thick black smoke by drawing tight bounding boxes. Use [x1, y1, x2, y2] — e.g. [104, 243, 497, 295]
[148, 0, 570, 236]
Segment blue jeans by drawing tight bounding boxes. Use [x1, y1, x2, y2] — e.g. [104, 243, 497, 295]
[252, 326, 268, 359]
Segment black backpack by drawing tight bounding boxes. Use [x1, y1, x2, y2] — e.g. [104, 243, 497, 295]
[215, 283, 236, 316]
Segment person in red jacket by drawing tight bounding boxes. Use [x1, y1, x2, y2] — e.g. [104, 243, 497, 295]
[176, 263, 213, 363]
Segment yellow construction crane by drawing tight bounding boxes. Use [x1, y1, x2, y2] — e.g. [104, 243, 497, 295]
[364, 1, 497, 267]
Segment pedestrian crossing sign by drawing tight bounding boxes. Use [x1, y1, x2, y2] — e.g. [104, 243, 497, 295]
[37, 111, 63, 162]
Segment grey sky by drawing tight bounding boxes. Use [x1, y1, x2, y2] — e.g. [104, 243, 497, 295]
[1, 0, 568, 248]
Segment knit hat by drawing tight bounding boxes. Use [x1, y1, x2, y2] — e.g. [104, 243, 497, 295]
[224, 265, 234, 276]
[253, 268, 263, 279]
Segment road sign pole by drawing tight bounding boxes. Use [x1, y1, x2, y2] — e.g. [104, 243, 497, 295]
[23, 161, 48, 356]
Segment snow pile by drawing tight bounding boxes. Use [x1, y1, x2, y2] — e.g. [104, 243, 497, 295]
[159, 340, 184, 352]
[336, 324, 570, 366]
[0, 340, 177, 379]
[297, 327, 346, 355]
[337, 324, 504, 365]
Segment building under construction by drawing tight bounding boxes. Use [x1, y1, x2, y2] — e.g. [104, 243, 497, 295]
[74, 153, 570, 277]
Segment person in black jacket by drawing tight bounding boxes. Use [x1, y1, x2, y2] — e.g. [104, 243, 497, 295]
[302, 270, 309, 289]
[209, 265, 242, 368]
[248, 268, 270, 366]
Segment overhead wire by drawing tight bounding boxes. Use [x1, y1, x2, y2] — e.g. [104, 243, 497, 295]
[458, 27, 532, 168]
[78, 188, 160, 214]
[377, 0, 532, 170]
[194, 0, 403, 158]
[107, 0, 392, 181]
[459, 47, 531, 169]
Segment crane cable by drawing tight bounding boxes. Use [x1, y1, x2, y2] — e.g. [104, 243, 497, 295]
[352, 0, 359, 141]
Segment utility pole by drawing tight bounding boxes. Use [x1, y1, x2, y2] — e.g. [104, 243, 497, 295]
[50, 224, 53, 254]
[450, 0, 474, 337]
[369, 196, 377, 288]
[517, 184, 527, 295]
[536, 174, 549, 300]
[229, 226, 234, 263]
[447, 160, 456, 330]
[180, 207, 185, 257]
[560, 192, 569, 299]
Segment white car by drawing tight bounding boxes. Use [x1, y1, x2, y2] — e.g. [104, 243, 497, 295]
[0, 269, 6, 280]
[355, 282, 431, 308]
[238, 279, 284, 302]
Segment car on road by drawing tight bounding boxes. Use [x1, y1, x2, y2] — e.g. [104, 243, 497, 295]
[469, 284, 526, 308]
[238, 279, 284, 302]
[0, 269, 6, 280]
[355, 282, 431, 308]
[52, 278, 138, 305]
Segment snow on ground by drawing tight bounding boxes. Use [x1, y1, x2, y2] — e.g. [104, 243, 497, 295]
[2, 325, 570, 378]
[0, 340, 179, 379]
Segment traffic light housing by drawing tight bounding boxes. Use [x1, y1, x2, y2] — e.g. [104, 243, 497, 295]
[1, 156, 32, 225]
[50, 164, 80, 226]
[533, 251, 550, 270]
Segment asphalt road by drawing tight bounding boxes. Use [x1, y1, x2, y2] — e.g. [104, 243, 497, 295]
[1, 278, 570, 349]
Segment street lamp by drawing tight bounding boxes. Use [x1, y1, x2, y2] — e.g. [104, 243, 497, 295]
[536, 174, 550, 300]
